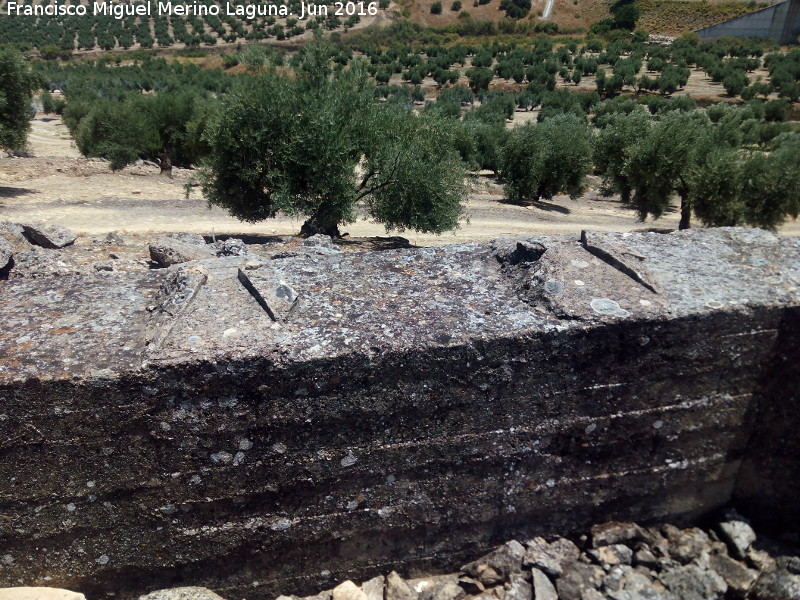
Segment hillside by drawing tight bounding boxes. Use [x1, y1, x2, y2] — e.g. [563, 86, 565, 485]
[398, 0, 774, 36]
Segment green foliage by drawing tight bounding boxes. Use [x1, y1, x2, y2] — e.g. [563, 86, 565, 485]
[624, 110, 711, 227]
[593, 110, 650, 203]
[431, 1, 443, 14]
[500, 0, 531, 19]
[501, 115, 593, 203]
[0, 48, 40, 152]
[71, 91, 209, 172]
[197, 44, 467, 236]
[610, 0, 640, 31]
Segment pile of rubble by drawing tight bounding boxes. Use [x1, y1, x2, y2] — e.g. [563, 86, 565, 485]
[275, 513, 798, 600]
[12, 513, 795, 600]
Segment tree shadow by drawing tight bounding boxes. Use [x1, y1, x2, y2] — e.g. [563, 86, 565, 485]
[0, 187, 38, 198]
[336, 236, 415, 251]
[498, 197, 572, 214]
[204, 233, 287, 245]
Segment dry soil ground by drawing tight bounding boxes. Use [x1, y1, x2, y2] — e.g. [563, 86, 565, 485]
[1, 114, 798, 249]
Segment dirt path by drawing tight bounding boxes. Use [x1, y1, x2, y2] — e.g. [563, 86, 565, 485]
[2, 115, 797, 245]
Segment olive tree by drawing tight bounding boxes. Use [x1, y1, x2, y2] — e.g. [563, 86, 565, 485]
[0, 49, 41, 153]
[197, 46, 467, 237]
[623, 111, 799, 230]
[501, 115, 593, 203]
[74, 91, 208, 175]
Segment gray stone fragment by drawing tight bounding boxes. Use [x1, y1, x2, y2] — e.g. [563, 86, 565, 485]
[589, 544, 633, 567]
[9, 248, 82, 279]
[523, 537, 578, 578]
[93, 260, 114, 272]
[746, 548, 777, 573]
[457, 577, 484, 595]
[603, 565, 663, 600]
[387, 572, 418, 600]
[503, 574, 531, 600]
[302, 234, 341, 255]
[662, 525, 711, 565]
[166, 232, 207, 246]
[708, 553, 758, 599]
[105, 231, 125, 245]
[748, 570, 800, 600]
[149, 237, 214, 267]
[216, 238, 248, 257]
[776, 556, 800, 575]
[717, 517, 757, 560]
[462, 541, 526, 583]
[21, 222, 76, 249]
[530, 568, 557, 600]
[555, 562, 605, 600]
[333, 580, 369, 600]
[0, 589, 86, 600]
[138, 587, 226, 600]
[0, 237, 11, 272]
[361, 575, 385, 600]
[634, 546, 660, 570]
[591, 522, 648, 548]
[418, 578, 464, 600]
[659, 564, 727, 600]
[0, 222, 32, 255]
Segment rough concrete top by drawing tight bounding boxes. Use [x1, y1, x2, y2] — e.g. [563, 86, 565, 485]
[1, 228, 799, 383]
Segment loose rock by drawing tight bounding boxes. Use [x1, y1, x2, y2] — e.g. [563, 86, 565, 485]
[9, 248, 82, 278]
[0, 237, 11, 272]
[0, 221, 32, 255]
[361, 576, 385, 600]
[523, 537, 578, 578]
[591, 522, 648, 548]
[387, 572, 418, 600]
[462, 541, 526, 584]
[555, 562, 604, 600]
[149, 236, 214, 267]
[503, 574, 530, 600]
[138, 588, 227, 600]
[216, 238, 248, 257]
[588, 544, 633, 567]
[21, 222, 77, 249]
[662, 525, 711, 565]
[659, 564, 727, 600]
[748, 569, 800, 600]
[708, 553, 758, 599]
[530, 568, 557, 600]
[302, 234, 341, 255]
[332, 581, 368, 600]
[0, 589, 86, 600]
[718, 515, 757, 560]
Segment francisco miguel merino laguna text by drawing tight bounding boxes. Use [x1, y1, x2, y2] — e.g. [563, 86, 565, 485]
[5, 1, 378, 19]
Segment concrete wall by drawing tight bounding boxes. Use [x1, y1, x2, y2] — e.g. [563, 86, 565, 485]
[0, 229, 799, 599]
[697, 0, 800, 44]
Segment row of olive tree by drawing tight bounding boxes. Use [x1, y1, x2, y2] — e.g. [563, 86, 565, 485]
[0, 49, 41, 154]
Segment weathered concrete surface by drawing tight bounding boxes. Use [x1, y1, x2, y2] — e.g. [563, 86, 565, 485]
[0, 228, 799, 600]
